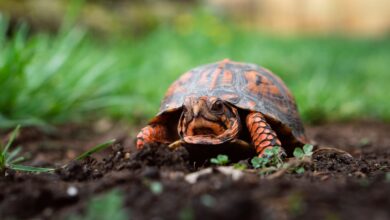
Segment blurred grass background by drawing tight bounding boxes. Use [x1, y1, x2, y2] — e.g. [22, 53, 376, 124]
[0, 0, 390, 128]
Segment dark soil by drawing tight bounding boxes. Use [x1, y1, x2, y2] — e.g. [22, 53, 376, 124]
[0, 121, 389, 220]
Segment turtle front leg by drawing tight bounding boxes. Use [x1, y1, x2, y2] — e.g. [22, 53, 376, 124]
[136, 123, 170, 149]
[246, 112, 284, 157]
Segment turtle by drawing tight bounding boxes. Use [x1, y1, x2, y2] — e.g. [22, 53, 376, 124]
[136, 59, 308, 157]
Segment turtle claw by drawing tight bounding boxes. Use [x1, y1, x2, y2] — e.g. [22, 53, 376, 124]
[278, 149, 287, 159]
[168, 140, 185, 150]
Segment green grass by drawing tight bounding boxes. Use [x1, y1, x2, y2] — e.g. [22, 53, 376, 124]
[0, 125, 54, 172]
[1, 12, 390, 128]
[75, 139, 115, 161]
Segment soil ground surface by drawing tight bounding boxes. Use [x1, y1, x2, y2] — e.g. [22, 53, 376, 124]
[0, 121, 390, 220]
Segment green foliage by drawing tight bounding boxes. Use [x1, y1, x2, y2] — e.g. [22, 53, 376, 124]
[75, 139, 115, 161]
[149, 181, 164, 195]
[69, 189, 128, 220]
[293, 144, 314, 159]
[0, 15, 140, 128]
[295, 167, 305, 174]
[251, 146, 284, 170]
[250, 157, 268, 169]
[292, 144, 314, 174]
[233, 162, 247, 170]
[0, 125, 54, 172]
[210, 154, 229, 165]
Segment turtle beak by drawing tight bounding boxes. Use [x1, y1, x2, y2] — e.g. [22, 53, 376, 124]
[193, 105, 200, 118]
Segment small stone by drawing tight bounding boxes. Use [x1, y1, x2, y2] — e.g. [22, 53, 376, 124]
[67, 186, 78, 197]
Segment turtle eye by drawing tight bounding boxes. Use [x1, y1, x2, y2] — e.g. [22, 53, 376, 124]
[211, 100, 224, 113]
[182, 107, 189, 115]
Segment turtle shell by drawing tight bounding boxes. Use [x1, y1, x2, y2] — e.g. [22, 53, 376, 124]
[156, 59, 307, 144]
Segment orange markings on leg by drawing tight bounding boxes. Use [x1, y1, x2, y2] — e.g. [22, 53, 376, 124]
[260, 141, 271, 148]
[262, 128, 271, 134]
[136, 124, 169, 150]
[254, 139, 262, 148]
[251, 123, 260, 131]
[256, 127, 265, 134]
[256, 141, 272, 153]
[258, 146, 273, 157]
[246, 112, 282, 156]
[258, 134, 268, 141]
[253, 116, 261, 122]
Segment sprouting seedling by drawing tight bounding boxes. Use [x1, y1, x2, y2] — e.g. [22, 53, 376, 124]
[251, 146, 284, 169]
[250, 146, 286, 176]
[75, 139, 116, 161]
[251, 157, 269, 169]
[293, 144, 314, 159]
[0, 125, 55, 173]
[210, 154, 229, 165]
[291, 144, 314, 174]
[294, 166, 305, 174]
[233, 162, 247, 170]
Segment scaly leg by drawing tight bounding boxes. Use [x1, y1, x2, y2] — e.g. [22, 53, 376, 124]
[136, 123, 170, 149]
[246, 112, 284, 157]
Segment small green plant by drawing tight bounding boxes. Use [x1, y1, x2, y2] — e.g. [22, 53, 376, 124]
[233, 162, 247, 170]
[250, 146, 285, 175]
[0, 125, 54, 173]
[294, 166, 305, 174]
[250, 157, 269, 169]
[251, 146, 284, 169]
[291, 144, 314, 174]
[75, 139, 116, 161]
[293, 144, 314, 159]
[210, 154, 229, 165]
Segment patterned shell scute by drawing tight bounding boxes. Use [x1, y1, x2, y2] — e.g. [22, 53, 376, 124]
[159, 60, 305, 142]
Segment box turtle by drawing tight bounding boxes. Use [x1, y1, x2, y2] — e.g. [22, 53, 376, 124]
[136, 59, 308, 157]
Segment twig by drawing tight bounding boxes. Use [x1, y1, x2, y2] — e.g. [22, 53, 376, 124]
[266, 157, 312, 180]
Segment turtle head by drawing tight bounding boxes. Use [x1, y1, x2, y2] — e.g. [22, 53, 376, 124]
[178, 96, 241, 145]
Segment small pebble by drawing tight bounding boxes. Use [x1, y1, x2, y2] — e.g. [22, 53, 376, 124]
[67, 186, 78, 197]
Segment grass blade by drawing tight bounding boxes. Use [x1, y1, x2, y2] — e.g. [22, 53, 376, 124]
[9, 164, 55, 172]
[10, 156, 25, 165]
[5, 146, 22, 164]
[75, 139, 115, 161]
[2, 125, 20, 156]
